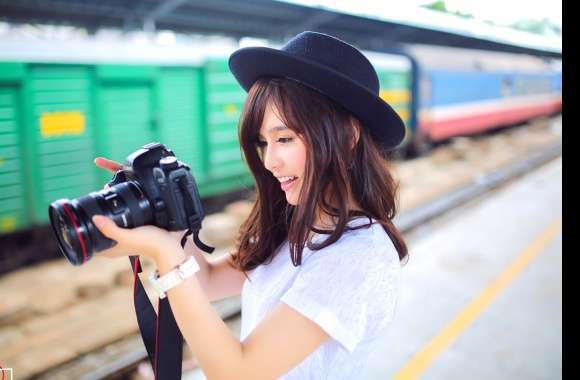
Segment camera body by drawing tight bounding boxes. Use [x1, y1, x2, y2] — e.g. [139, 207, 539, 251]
[49, 142, 206, 266]
[111, 142, 205, 232]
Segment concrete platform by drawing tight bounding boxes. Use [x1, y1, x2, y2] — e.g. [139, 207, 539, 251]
[363, 156, 562, 379]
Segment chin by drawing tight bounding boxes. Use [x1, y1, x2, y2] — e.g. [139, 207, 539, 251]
[285, 189, 300, 206]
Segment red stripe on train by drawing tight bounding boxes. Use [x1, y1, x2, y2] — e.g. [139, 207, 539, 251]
[421, 99, 562, 141]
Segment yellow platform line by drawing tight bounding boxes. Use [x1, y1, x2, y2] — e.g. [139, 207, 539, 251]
[394, 216, 562, 380]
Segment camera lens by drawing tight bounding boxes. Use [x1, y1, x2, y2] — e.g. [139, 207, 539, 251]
[48, 181, 153, 265]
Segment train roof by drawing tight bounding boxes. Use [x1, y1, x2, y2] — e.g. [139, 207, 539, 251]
[0, 34, 413, 70]
[403, 44, 562, 73]
[0, 35, 238, 65]
[0, 35, 559, 76]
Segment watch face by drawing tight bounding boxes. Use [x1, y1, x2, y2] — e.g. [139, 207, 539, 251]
[148, 271, 163, 292]
[180, 256, 199, 273]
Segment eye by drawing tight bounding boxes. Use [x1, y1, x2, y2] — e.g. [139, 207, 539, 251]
[255, 137, 293, 147]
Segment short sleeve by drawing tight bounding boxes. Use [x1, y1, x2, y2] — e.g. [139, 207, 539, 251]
[280, 235, 400, 354]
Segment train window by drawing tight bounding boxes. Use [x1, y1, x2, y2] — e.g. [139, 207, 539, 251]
[501, 78, 513, 97]
[420, 76, 432, 104]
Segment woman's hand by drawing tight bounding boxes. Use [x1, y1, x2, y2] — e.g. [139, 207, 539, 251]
[92, 215, 182, 262]
[94, 157, 122, 173]
[92, 156, 185, 261]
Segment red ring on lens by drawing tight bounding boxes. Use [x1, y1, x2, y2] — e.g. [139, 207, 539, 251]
[62, 203, 89, 264]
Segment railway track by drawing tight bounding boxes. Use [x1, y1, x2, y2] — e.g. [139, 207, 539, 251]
[1, 117, 562, 380]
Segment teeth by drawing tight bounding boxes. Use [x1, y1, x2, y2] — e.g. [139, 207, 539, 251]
[277, 176, 296, 183]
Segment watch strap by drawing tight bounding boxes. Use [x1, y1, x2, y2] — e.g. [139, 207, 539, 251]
[149, 256, 200, 299]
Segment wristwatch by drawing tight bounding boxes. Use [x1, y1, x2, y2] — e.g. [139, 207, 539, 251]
[148, 255, 200, 299]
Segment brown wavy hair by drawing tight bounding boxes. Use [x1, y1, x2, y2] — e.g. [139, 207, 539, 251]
[230, 77, 408, 278]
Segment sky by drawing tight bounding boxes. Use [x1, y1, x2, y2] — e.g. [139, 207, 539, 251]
[277, 0, 561, 52]
[292, 0, 562, 28]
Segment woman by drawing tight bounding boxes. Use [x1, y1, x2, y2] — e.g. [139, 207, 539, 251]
[93, 31, 409, 379]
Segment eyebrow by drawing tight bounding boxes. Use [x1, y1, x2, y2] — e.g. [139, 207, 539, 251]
[258, 125, 289, 138]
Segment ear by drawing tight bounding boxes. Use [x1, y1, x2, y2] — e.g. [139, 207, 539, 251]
[349, 117, 361, 150]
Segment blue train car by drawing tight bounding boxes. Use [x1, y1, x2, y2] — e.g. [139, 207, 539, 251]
[403, 45, 562, 155]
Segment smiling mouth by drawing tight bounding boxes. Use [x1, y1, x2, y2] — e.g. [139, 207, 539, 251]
[281, 177, 298, 191]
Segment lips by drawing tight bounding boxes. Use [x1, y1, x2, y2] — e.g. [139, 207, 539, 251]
[281, 177, 298, 191]
[280, 177, 296, 184]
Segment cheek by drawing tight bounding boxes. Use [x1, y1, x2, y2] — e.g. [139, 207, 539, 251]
[295, 142, 308, 174]
[297, 155, 306, 174]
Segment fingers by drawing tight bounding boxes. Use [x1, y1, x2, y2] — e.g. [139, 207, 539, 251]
[97, 239, 138, 259]
[98, 245, 127, 258]
[91, 215, 163, 260]
[92, 215, 120, 241]
[92, 216, 140, 259]
[94, 157, 122, 173]
[95, 157, 121, 189]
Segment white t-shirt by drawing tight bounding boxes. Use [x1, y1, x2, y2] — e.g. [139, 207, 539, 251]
[240, 216, 402, 379]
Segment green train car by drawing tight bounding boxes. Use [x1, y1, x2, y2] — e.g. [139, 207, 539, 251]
[0, 41, 412, 236]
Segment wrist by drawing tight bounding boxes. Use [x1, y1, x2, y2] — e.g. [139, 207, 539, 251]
[153, 242, 188, 276]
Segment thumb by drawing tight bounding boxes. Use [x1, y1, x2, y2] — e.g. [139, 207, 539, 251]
[92, 215, 120, 240]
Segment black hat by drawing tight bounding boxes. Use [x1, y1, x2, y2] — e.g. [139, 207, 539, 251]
[228, 31, 406, 150]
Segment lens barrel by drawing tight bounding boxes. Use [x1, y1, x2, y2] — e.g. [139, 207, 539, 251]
[49, 181, 153, 265]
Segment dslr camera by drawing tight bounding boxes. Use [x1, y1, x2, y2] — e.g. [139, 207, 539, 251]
[49, 142, 205, 266]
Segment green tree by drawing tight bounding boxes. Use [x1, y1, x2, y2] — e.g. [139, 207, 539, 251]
[422, 0, 447, 12]
[510, 18, 562, 36]
[421, 1, 474, 19]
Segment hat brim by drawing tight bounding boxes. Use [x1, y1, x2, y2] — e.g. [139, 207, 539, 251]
[229, 47, 406, 150]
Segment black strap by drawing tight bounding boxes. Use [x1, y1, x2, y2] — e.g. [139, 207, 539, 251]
[180, 229, 215, 254]
[130, 230, 214, 379]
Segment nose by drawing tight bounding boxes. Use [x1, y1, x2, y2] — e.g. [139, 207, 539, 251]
[262, 144, 282, 174]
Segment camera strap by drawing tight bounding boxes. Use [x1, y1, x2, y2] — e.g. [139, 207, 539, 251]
[130, 232, 215, 380]
[130, 255, 183, 379]
[180, 228, 216, 254]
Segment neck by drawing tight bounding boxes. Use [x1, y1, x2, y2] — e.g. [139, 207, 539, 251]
[306, 187, 364, 237]
[311, 199, 364, 231]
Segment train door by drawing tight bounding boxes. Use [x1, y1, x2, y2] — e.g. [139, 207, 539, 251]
[0, 65, 29, 232]
[94, 65, 157, 184]
[157, 67, 207, 186]
[202, 59, 254, 195]
[27, 64, 98, 224]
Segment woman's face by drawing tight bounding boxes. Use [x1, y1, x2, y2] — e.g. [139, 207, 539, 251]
[257, 102, 306, 206]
